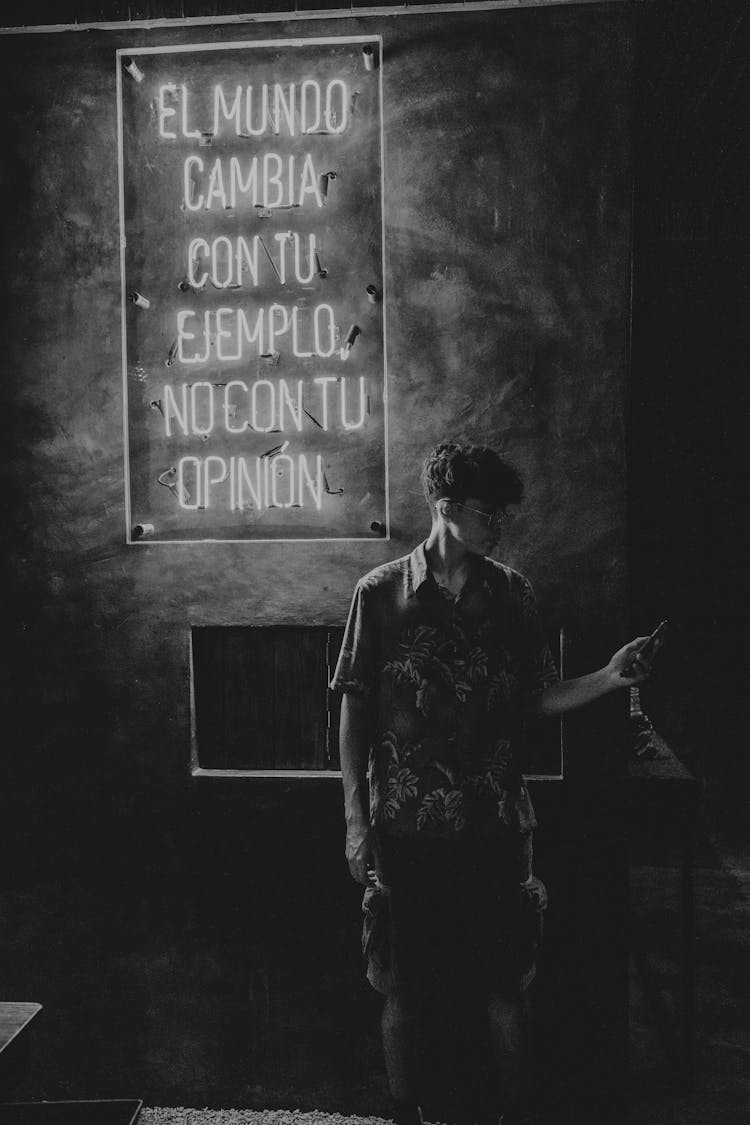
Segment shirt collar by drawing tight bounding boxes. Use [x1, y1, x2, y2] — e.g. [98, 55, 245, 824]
[406, 541, 431, 597]
[406, 541, 487, 598]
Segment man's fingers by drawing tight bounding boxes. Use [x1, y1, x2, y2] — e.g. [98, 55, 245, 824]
[346, 846, 373, 882]
[345, 826, 377, 885]
[348, 856, 370, 885]
[618, 636, 655, 679]
[631, 651, 653, 679]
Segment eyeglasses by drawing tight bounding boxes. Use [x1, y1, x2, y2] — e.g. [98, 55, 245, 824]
[441, 500, 511, 531]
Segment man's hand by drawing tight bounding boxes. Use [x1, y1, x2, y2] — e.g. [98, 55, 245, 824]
[345, 820, 375, 885]
[529, 632, 663, 718]
[340, 692, 375, 885]
[607, 636, 653, 684]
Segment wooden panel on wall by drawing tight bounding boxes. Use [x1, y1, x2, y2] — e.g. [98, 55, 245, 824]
[193, 625, 277, 767]
[192, 624, 340, 770]
[272, 625, 330, 768]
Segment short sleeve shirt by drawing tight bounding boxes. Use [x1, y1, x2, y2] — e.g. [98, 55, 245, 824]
[330, 542, 559, 839]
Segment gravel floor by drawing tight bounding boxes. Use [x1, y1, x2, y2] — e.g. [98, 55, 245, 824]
[139, 1109, 425, 1125]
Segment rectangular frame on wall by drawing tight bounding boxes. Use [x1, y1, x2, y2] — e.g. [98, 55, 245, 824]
[189, 626, 565, 780]
[117, 36, 389, 545]
[189, 624, 345, 777]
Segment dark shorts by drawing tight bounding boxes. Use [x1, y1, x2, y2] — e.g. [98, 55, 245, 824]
[362, 832, 548, 997]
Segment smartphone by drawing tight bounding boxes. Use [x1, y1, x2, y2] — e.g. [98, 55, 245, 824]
[621, 620, 668, 676]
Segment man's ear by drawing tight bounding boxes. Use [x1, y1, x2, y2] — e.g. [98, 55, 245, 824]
[437, 498, 455, 521]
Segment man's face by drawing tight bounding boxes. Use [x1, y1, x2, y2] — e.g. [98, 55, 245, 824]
[442, 495, 506, 556]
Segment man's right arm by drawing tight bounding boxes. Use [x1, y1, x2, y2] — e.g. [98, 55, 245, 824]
[339, 692, 373, 886]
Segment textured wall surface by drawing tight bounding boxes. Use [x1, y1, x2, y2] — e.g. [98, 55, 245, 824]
[0, 6, 633, 1117]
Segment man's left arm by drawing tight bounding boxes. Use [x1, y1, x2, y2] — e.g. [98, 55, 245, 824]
[525, 636, 651, 718]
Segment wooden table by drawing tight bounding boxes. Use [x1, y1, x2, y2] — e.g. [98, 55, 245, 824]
[0, 1003, 43, 1097]
[0, 1004, 142, 1121]
[0, 1004, 42, 1058]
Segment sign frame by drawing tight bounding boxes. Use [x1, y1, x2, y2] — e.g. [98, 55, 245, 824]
[116, 36, 389, 545]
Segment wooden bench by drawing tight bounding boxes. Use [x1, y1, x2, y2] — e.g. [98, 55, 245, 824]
[0, 1004, 43, 1097]
[0, 1003, 42, 1056]
[0, 1004, 141, 1122]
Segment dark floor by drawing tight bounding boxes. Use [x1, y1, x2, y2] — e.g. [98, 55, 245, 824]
[2, 773, 748, 1123]
[628, 784, 750, 1125]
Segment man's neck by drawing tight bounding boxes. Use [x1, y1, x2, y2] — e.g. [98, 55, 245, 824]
[424, 527, 473, 593]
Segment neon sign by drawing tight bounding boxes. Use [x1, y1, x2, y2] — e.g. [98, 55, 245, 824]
[119, 37, 387, 542]
[176, 451, 325, 511]
[163, 376, 367, 436]
[158, 80, 350, 140]
[182, 153, 325, 211]
[185, 233, 321, 288]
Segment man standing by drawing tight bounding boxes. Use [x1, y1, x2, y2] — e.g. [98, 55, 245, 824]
[330, 441, 651, 1125]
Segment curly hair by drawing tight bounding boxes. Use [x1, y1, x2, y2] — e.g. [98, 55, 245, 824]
[421, 440, 524, 509]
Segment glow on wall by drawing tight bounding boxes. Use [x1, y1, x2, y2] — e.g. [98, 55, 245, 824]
[117, 38, 387, 543]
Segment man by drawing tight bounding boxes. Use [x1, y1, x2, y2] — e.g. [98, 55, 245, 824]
[330, 441, 652, 1125]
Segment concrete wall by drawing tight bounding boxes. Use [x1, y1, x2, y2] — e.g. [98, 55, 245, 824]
[0, 6, 633, 1119]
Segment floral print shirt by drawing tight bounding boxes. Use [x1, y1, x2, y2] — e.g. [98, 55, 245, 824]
[331, 542, 559, 839]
